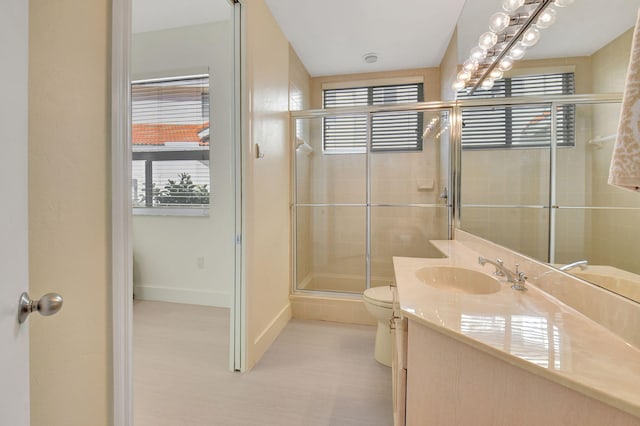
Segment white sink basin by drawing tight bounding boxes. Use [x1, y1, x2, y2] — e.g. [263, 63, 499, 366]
[416, 266, 501, 295]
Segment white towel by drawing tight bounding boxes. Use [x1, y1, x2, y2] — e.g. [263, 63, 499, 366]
[609, 10, 640, 193]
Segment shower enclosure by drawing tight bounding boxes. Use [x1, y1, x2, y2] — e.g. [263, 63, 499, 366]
[292, 106, 453, 294]
[292, 92, 639, 301]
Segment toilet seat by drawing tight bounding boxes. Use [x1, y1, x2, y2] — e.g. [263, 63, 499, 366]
[363, 286, 393, 309]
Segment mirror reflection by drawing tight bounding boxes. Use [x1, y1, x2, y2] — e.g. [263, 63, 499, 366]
[457, 0, 640, 302]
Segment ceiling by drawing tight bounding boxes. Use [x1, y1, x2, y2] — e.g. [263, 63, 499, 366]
[132, 0, 231, 34]
[457, 0, 640, 63]
[264, 0, 466, 77]
[132, 0, 640, 77]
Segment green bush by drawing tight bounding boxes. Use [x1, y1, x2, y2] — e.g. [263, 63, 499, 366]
[155, 172, 209, 205]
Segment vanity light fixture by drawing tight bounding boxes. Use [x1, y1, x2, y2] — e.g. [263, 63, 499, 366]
[454, 0, 572, 94]
[503, 0, 525, 12]
[521, 27, 541, 47]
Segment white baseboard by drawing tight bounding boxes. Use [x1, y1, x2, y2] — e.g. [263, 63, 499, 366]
[248, 303, 291, 370]
[134, 284, 230, 308]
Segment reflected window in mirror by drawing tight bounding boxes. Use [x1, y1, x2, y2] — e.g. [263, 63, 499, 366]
[458, 72, 575, 149]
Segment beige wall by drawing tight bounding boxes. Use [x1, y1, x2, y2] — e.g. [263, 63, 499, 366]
[131, 21, 235, 308]
[28, 0, 111, 425]
[507, 55, 593, 93]
[310, 67, 441, 109]
[440, 28, 458, 102]
[289, 46, 311, 111]
[592, 29, 633, 93]
[244, 0, 292, 370]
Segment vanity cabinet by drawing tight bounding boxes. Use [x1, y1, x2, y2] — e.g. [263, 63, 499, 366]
[399, 320, 640, 426]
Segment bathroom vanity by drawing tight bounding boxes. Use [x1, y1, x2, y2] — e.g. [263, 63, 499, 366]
[392, 239, 640, 426]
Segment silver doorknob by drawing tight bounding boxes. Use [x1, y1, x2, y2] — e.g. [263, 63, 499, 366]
[18, 292, 63, 324]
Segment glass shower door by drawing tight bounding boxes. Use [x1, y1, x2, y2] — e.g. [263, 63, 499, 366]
[294, 107, 453, 294]
[369, 109, 450, 287]
[294, 114, 367, 294]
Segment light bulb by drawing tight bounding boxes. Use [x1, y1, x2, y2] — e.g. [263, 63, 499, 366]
[470, 46, 487, 61]
[498, 57, 514, 71]
[502, 0, 525, 12]
[554, 0, 574, 7]
[489, 12, 511, 33]
[508, 42, 527, 60]
[481, 78, 495, 90]
[521, 27, 541, 47]
[463, 58, 479, 71]
[490, 69, 504, 80]
[452, 80, 466, 91]
[536, 7, 557, 29]
[478, 31, 498, 50]
[458, 70, 471, 81]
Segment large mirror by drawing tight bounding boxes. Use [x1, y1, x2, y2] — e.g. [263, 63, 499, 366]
[457, 0, 640, 303]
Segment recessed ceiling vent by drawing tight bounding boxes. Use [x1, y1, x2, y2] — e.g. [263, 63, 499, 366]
[363, 53, 378, 64]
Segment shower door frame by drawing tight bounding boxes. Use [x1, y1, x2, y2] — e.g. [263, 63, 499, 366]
[454, 93, 624, 264]
[291, 102, 457, 297]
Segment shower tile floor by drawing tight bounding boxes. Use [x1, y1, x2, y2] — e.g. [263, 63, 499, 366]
[134, 300, 393, 426]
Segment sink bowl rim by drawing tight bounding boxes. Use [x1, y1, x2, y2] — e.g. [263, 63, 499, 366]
[415, 265, 502, 295]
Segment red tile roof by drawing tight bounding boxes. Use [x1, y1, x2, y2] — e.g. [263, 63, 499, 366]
[132, 123, 209, 146]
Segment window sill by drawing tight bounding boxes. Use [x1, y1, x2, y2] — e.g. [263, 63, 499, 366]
[133, 207, 209, 217]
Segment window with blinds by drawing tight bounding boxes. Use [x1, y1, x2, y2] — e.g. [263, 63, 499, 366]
[458, 72, 575, 149]
[131, 75, 210, 211]
[323, 83, 424, 153]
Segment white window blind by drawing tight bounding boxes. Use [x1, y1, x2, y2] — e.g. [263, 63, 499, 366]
[459, 73, 575, 149]
[131, 75, 210, 209]
[323, 83, 424, 153]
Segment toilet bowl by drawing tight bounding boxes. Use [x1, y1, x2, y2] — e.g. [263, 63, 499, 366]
[362, 286, 394, 367]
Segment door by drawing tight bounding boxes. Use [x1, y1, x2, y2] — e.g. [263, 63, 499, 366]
[0, 0, 30, 424]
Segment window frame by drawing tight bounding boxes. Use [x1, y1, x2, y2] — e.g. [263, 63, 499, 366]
[131, 74, 211, 216]
[322, 82, 425, 154]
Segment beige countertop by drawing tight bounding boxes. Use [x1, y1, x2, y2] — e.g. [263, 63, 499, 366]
[393, 240, 640, 419]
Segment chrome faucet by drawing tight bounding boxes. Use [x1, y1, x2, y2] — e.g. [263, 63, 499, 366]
[559, 260, 588, 272]
[478, 256, 528, 291]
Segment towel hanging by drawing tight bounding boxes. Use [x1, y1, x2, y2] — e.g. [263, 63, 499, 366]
[609, 9, 640, 193]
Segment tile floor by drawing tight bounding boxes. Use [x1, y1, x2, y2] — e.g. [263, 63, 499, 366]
[134, 300, 393, 426]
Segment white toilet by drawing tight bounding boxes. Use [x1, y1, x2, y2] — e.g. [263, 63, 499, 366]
[362, 286, 394, 367]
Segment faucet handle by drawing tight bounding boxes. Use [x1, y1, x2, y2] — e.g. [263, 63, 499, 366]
[512, 264, 528, 291]
[515, 265, 527, 281]
[494, 259, 505, 277]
